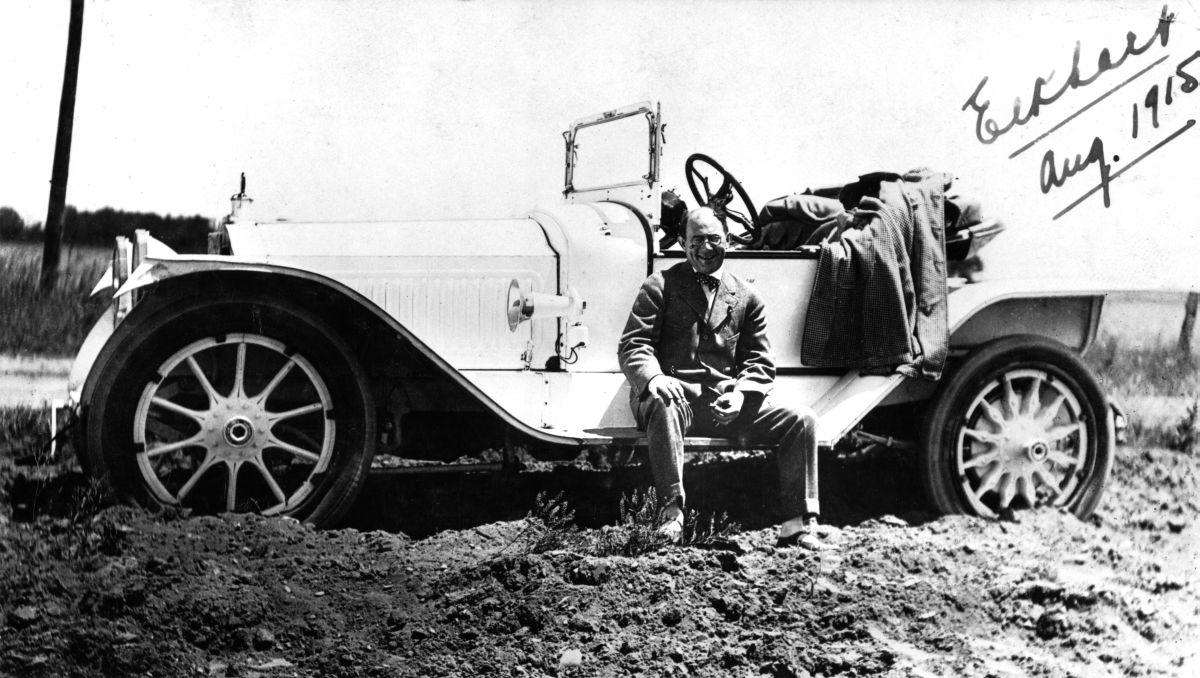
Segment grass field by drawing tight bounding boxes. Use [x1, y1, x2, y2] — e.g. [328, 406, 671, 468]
[1088, 292, 1200, 394]
[1097, 292, 1199, 351]
[0, 242, 109, 356]
[1085, 293, 1199, 451]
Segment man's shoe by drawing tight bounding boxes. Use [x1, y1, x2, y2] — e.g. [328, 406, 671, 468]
[775, 531, 824, 550]
[656, 504, 684, 544]
[775, 514, 822, 550]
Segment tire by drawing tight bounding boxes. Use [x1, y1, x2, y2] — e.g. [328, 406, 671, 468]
[83, 296, 375, 527]
[919, 335, 1112, 519]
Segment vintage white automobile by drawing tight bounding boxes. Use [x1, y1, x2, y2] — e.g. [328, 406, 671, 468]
[65, 102, 1122, 527]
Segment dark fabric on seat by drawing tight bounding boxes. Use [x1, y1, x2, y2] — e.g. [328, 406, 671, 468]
[751, 193, 845, 250]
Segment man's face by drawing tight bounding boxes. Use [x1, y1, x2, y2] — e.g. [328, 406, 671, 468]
[681, 210, 727, 275]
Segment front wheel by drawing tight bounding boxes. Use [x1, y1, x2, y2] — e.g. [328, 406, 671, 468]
[919, 336, 1112, 519]
[84, 296, 375, 527]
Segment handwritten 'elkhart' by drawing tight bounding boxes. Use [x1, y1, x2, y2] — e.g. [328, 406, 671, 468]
[963, 5, 1175, 146]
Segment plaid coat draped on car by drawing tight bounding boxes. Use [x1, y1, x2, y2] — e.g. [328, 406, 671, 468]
[800, 174, 950, 380]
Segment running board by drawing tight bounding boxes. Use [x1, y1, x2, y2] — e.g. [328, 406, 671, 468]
[581, 428, 776, 449]
[584, 372, 908, 451]
[371, 462, 504, 475]
[812, 372, 906, 447]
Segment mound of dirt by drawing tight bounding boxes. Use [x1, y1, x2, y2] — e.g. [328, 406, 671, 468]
[2, 444, 1198, 677]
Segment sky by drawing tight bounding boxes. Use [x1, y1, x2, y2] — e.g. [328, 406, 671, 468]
[2, 0, 1199, 286]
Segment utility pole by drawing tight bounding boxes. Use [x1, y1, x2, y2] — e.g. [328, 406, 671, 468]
[40, 0, 86, 291]
[1181, 292, 1199, 359]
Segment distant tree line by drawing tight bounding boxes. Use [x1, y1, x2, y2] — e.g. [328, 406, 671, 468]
[0, 205, 211, 253]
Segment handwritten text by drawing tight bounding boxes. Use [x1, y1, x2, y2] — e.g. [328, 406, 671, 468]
[963, 6, 1174, 146]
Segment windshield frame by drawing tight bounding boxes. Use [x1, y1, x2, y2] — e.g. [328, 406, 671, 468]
[562, 101, 662, 196]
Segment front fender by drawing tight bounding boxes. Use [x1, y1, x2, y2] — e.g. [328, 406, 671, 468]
[78, 257, 594, 448]
[72, 255, 304, 403]
[67, 311, 114, 403]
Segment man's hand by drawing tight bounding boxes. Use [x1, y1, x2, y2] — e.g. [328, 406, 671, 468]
[648, 375, 688, 405]
[711, 390, 744, 425]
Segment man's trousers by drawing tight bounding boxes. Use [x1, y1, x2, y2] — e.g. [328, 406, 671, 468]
[632, 392, 820, 520]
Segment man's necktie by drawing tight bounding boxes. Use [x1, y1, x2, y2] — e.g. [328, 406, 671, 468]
[696, 273, 720, 291]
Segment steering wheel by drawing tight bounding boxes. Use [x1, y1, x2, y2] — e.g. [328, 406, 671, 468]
[684, 153, 761, 246]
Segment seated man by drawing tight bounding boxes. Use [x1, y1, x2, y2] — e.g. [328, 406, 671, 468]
[618, 206, 820, 546]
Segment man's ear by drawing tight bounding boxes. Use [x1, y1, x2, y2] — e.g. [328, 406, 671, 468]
[677, 235, 686, 250]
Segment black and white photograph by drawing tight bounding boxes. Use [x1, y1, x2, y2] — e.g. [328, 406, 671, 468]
[1, 1, 1198, 676]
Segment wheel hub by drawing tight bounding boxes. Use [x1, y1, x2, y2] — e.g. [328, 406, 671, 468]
[204, 400, 272, 463]
[1024, 440, 1049, 463]
[223, 416, 255, 447]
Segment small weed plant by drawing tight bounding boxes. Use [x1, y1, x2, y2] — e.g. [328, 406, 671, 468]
[1, 405, 121, 563]
[514, 488, 739, 558]
[47, 476, 124, 562]
[1170, 400, 1199, 455]
[519, 491, 581, 554]
[0, 406, 50, 458]
[591, 488, 666, 557]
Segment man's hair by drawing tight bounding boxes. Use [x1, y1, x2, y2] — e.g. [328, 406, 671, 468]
[680, 206, 729, 239]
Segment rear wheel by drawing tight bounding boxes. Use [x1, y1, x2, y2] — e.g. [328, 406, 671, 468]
[919, 336, 1112, 519]
[84, 297, 375, 527]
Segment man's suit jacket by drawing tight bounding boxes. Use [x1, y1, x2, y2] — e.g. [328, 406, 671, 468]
[618, 261, 775, 401]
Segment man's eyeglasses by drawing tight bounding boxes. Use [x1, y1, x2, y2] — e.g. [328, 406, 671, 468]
[687, 234, 725, 248]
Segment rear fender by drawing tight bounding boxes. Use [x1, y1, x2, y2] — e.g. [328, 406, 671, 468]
[78, 259, 589, 448]
[946, 280, 1109, 354]
[834, 280, 1176, 433]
